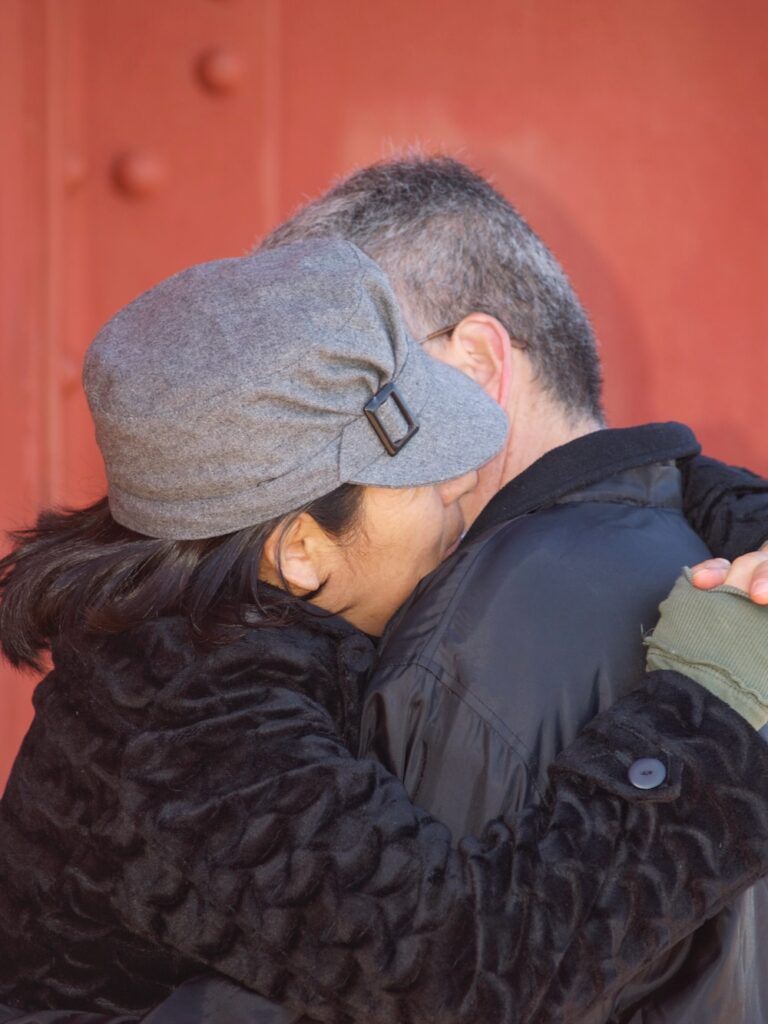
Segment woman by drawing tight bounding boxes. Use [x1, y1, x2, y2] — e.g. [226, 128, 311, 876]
[1, 239, 767, 1024]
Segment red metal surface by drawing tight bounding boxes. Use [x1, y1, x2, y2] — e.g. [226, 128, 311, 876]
[2, 0, 767, 788]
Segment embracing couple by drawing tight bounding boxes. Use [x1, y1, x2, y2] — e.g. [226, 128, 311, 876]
[1, 157, 768, 1024]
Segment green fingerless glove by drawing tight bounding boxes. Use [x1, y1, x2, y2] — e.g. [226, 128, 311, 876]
[645, 569, 768, 730]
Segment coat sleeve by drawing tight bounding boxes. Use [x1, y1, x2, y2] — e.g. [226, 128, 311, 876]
[682, 453, 768, 559]
[0, 1004, 137, 1024]
[106, 669, 768, 1024]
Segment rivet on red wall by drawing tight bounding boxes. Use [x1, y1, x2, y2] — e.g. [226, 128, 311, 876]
[61, 356, 82, 396]
[196, 47, 245, 94]
[63, 155, 87, 193]
[112, 151, 168, 198]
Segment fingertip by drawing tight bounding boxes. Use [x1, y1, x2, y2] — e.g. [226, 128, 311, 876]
[691, 558, 731, 574]
[691, 573, 724, 590]
[690, 562, 730, 589]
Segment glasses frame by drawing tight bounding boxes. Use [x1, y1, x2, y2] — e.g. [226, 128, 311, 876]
[419, 321, 529, 350]
[420, 323, 460, 345]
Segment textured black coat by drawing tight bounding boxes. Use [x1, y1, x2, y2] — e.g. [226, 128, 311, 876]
[2, 601, 768, 1024]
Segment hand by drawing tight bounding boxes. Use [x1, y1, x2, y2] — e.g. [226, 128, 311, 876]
[690, 545, 768, 604]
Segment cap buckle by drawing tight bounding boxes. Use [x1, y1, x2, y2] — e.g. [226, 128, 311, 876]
[364, 382, 419, 456]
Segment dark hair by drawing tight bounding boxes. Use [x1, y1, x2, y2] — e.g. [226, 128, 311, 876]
[260, 155, 603, 423]
[0, 486, 363, 671]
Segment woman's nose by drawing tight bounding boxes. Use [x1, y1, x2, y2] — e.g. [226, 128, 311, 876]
[439, 470, 479, 506]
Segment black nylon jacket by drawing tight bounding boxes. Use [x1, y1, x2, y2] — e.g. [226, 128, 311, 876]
[3, 586, 768, 1022]
[361, 424, 768, 1023]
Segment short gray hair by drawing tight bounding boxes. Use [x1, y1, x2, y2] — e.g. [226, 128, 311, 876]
[259, 156, 603, 422]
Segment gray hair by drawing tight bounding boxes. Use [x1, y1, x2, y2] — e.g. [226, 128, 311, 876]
[259, 156, 603, 422]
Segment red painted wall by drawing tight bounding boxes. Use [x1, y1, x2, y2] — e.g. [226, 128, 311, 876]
[2, 0, 767, 789]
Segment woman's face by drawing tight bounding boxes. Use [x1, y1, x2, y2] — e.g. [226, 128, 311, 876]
[316, 472, 478, 635]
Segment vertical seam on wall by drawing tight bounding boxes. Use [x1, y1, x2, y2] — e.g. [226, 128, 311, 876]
[259, 0, 282, 237]
[43, 0, 63, 505]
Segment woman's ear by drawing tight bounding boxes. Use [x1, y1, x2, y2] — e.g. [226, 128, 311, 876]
[443, 313, 513, 406]
[261, 513, 325, 593]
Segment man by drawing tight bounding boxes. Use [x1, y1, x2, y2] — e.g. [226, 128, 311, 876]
[259, 156, 768, 1023]
[9, 159, 766, 1024]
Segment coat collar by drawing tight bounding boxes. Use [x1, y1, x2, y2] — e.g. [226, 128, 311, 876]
[52, 597, 377, 751]
[464, 422, 700, 545]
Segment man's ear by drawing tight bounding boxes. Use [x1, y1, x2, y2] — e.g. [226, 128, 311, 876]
[442, 313, 513, 406]
[261, 513, 325, 594]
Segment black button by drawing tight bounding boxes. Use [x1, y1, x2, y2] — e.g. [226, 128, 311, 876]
[628, 757, 667, 790]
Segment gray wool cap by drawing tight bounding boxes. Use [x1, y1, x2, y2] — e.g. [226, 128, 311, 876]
[83, 239, 508, 540]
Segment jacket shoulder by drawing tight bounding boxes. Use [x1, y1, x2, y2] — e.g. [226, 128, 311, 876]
[378, 497, 704, 677]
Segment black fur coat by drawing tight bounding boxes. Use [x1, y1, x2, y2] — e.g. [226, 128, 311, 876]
[1, 604, 768, 1024]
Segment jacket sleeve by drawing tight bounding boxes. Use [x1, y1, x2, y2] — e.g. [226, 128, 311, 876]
[106, 670, 768, 1024]
[682, 453, 768, 559]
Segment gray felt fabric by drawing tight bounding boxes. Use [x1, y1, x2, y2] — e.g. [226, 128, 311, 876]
[83, 239, 507, 539]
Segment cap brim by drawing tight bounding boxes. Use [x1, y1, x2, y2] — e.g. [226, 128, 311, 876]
[349, 341, 508, 489]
